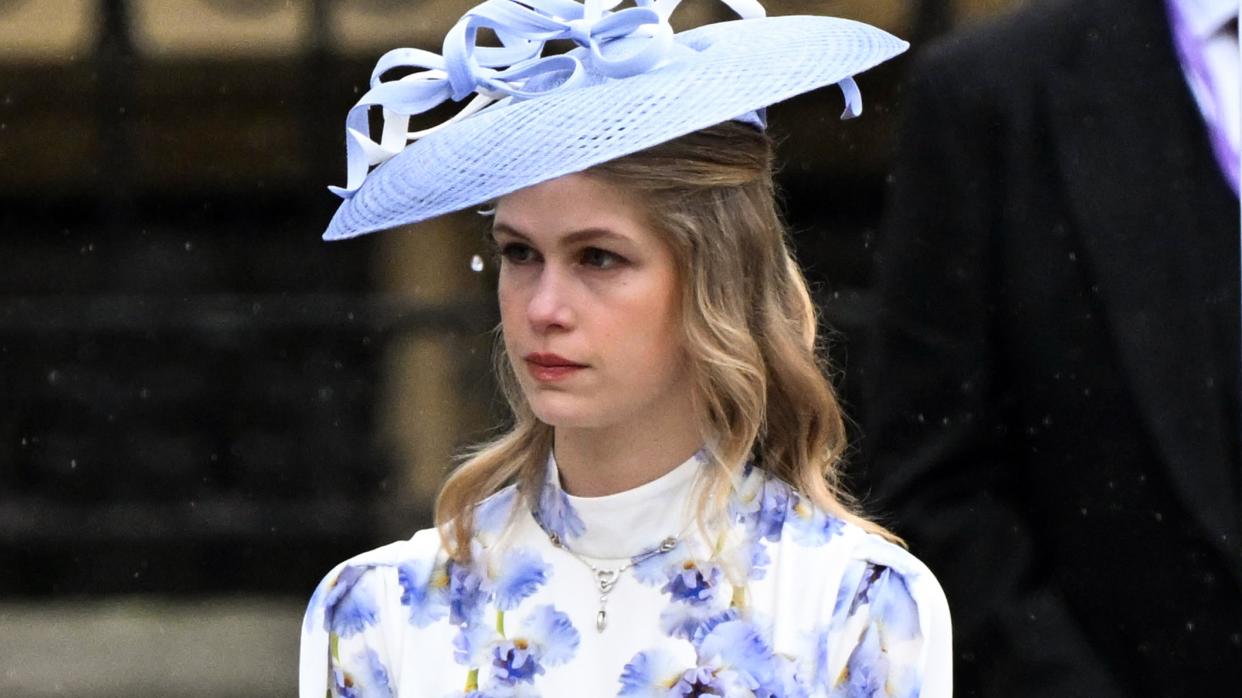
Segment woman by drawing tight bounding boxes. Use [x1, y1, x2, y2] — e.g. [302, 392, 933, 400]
[301, 1, 950, 696]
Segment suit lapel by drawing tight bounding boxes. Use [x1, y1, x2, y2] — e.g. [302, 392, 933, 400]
[1049, 0, 1241, 567]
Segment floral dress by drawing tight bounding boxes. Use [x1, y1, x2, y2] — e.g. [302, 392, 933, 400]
[300, 451, 952, 697]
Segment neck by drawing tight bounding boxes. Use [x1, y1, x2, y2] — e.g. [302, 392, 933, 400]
[552, 407, 703, 498]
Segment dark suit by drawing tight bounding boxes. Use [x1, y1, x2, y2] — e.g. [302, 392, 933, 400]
[864, 0, 1242, 694]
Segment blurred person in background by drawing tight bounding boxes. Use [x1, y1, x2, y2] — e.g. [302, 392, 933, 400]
[299, 0, 951, 696]
[865, 0, 1240, 694]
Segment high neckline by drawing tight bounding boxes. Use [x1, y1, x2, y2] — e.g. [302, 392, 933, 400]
[535, 448, 707, 560]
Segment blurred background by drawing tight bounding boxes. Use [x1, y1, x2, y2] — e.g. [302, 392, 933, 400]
[0, 0, 1017, 695]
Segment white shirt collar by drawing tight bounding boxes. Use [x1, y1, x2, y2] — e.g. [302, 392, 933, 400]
[541, 448, 706, 559]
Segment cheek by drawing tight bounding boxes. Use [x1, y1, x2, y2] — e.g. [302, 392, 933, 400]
[497, 273, 524, 327]
[497, 277, 527, 366]
[612, 277, 685, 371]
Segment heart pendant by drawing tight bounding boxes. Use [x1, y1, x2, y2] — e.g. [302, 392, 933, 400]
[595, 569, 619, 593]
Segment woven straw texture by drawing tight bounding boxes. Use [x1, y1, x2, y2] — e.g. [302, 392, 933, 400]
[325, 16, 906, 240]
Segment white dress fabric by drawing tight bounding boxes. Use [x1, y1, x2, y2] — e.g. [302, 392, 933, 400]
[300, 451, 952, 697]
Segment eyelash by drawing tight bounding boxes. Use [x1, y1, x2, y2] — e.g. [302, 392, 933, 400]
[496, 242, 626, 269]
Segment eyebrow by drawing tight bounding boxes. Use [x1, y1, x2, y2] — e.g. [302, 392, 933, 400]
[491, 222, 633, 247]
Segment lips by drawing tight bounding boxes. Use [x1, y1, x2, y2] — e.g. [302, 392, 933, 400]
[524, 352, 587, 381]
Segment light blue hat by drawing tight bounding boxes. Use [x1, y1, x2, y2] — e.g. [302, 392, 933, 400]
[325, 0, 908, 241]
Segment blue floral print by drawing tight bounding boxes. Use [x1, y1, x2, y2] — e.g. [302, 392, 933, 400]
[449, 562, 489, 626]
[490, 605, 581, 685]
[659, 603, 735, 641]
[454, 619, 500, 667]
[786, 492, 845, 547]
[329, 568, 380, 638]
[731, 466, 791, 544]
[305, 453, 948, 698]
[533, 465, 586, 543]
[397, 557, 449, 626]
[475, 487, 518, 538]
[620, 619, 809, 698]
[662, 561, 723, 605]
[491, 548, 551, 611]
[332, 646, 392, 698]
[617, 649, 685, 697]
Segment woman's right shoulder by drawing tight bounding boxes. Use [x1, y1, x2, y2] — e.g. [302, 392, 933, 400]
[304, 528, 444, 620]
[298, 486, 523, 697]
[301, 530, 444, 637]
[304, 483, 521, 617]
[299, 527, 459, 698]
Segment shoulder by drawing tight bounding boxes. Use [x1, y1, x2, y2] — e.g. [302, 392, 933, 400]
[302, 528, 445, 632]
[743, 470, 948, 614]
[737, 470, 954, 694]
[298, 485, 525, 697]
[742, 474, 952, 694]
[300, 486, 524, 638]
[298, 528, 447, 698]
[818, 532, 952, 697]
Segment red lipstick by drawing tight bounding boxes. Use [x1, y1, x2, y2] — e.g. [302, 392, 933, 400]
[524, 352, 587, 382]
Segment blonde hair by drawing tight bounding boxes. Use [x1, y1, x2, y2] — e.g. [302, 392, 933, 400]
[435, 121, 895, 560]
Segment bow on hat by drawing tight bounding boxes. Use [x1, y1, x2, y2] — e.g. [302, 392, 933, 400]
[331, 0, 861, 199]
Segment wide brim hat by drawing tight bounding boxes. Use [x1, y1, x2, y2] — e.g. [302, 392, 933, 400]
[325, 2, 908, 241]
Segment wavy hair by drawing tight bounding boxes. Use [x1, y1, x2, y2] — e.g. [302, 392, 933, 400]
[435, 121, 895, 560]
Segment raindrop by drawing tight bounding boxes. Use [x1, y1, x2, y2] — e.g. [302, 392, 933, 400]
[1154, 511, 1164, 522]
[69, 459, 77, 470]
[47, 370, 60, 384]
[470, 254, 485, 272]
[139, 387, 151, 399]
[184, 241, 194, 252]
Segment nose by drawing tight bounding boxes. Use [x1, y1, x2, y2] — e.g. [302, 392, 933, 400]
[526, 264, 575, 334]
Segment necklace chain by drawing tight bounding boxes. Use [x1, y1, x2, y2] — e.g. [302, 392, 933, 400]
[547, 531, 678, 633]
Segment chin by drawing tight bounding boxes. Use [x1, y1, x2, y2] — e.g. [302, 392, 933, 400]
[526, 394, 610, 430]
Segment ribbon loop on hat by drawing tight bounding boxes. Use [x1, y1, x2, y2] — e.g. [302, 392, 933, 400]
[329, 0, 854, 199]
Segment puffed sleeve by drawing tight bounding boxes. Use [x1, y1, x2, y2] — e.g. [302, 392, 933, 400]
[826, 537, 952, 697]
[301, 540, 421, 698]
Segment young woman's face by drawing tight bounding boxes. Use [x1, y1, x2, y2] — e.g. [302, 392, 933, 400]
[493, 172, 692, 432]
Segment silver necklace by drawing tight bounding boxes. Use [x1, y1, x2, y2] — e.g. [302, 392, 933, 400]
[546, 531, 678, 633]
